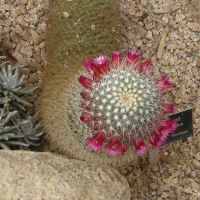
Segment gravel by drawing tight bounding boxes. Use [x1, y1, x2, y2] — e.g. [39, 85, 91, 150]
[1, 0, 200, 199]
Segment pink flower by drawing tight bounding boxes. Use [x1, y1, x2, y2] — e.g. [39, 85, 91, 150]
[142, 59, 151, 71]
[161, 119, 177, 134]
[105, 136, 122, 156]
[154, 127, 169, 141]
[80, 112, 92, 123]
[125, 50, 142, 65]
[94, 55, 109, 73]
[86, 132, 105, 152]
[133, 138, 149, 156]
[157, 75, 173, 89]
[80, 90, 90, 101]
[163, 104, 175, 114]
[135, 61, 142, 71]
[112, 52, 121, 65]
[78, 76, 93, 89]
[83, 58, 95, 75]
[136, 59, 151, 73]
[83, 58, 102, 77]
[149, 136, 164, 150]
[121, 141, 128, 155]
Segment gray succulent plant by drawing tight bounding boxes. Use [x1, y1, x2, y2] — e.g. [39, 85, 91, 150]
[12, 115, 43, 150]
[0, 107, 29, 149]
[0, 34, 43, 150]
[0, 64, 37, 112]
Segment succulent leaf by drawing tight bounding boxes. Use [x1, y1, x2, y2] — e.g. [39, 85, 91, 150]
[4, 141, 29, 147]
[0, 141, 10, 149]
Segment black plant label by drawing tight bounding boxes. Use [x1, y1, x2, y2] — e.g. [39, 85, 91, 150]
[164, 108, 193, 145]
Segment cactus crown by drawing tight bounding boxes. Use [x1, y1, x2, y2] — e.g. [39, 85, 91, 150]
[78, 50, 177, 157]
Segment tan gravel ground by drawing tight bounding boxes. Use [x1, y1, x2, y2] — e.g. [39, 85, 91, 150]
[1, 0, 200, 199]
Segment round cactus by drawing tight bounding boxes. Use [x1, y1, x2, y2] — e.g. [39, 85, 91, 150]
[78, 50, 177, 157]
[41, 50, 177, 166]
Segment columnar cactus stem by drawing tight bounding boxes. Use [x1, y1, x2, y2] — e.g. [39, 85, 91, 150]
[78, 50, 177, 156]
[41, 49, 177, 166]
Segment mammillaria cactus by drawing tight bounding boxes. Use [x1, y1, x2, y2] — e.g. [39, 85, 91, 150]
[41, 50, 177, 166]
[78, 50, 177, 156]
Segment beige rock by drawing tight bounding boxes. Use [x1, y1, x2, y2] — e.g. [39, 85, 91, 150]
[15, 25, 23, 34]
[175, 14, 185, 23]
[195, 153, 200, 161]
[21, 30, 29, 41]
[16, 16, 29, 28]
[29, 7, 37, 15]
[30, 30, 43, 45]
[10, 31, 19, 43]
[29, 73, 38, 83]
[167, 42, 177, 50]
[146, 31, 153, 40]
[141, 0, 147, 6]
[178, 43, 186, 50]
[17, 0, 28, 5]
[187, 22, 200, 32]
[145, 23, 152, 31]
[31, 14, 39, 25]
[162, 16, 168, 24]
[26, 0, 35, 10]
[193, 159, 200, 168]
[0, 150, 131, 200]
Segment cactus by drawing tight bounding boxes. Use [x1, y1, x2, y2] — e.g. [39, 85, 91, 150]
[78, 50, 177, 157]
[41, 50, 177, 166]
[46, 0, 122, 73]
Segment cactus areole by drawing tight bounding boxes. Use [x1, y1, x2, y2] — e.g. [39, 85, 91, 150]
[78, 50, 177, 156]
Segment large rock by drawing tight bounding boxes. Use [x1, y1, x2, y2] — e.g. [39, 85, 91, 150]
[0, 150, 131, 200]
